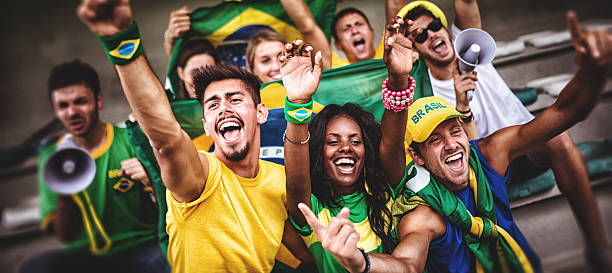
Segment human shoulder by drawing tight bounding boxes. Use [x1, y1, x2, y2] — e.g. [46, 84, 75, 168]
[398, 205, 445, 240]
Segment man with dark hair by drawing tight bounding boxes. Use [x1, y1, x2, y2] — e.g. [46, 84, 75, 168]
[399, 0, 610, 269]
[330, 7, 381, 68]
[77, 1, 311, 272]
[21, 60, 168, 273]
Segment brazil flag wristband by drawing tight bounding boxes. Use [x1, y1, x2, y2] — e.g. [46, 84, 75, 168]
[97, 21, 144, 65]
[284, 97, 313, 124]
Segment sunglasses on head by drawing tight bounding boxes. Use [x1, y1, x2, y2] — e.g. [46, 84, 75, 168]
[410, 18, 443, 44]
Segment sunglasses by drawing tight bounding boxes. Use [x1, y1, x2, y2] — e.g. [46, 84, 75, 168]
[411, 18, 443, 44]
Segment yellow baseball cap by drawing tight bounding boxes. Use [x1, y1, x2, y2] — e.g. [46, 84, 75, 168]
[407, 97, 465, 143]
[396, 0, 448, 29]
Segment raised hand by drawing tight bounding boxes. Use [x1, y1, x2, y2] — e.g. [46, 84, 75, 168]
[383, 16, 419, 89]
[119, 158, 150, 186]
[453, 59, 477, 112]
[298, 203, 365, 273]
[567, 11, 612, 68]
[164, 6, 191, 56]
[77, 0, 133, 37]
[280, 40, 323, 104]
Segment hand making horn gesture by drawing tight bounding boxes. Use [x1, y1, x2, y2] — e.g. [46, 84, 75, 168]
[280, 39, 323, 105]
[383, 16, 420, 90]
[298, 203, 366, 273]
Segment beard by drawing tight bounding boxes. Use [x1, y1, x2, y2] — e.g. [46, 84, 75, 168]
[223, 142, 250, 162]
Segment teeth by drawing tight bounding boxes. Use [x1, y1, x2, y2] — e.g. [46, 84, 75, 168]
[445, 153, 462, 163]
[335, 158, 355, 165]
[220, 121, 239, 131]
[434, 41, 443, 47]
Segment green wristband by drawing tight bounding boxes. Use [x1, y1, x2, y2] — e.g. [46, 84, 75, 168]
[284, 97, 313, 124]
[97, 21, 144, 65]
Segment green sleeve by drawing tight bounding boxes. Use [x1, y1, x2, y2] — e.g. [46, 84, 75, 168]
[37, 143, 59, 230]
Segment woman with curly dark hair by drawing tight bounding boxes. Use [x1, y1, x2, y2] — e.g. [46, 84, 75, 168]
[279, 35, 413, 272]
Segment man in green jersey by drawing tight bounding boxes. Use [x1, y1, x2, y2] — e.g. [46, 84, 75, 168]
[20, 60, 169, 273]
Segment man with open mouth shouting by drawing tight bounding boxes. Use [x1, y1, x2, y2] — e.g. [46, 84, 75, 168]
[76, 0, 313, 272]
[297, 9, 612, 273]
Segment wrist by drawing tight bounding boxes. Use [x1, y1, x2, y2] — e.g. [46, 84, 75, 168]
[354, 248, 370, 273]
[284, 97, 314, 124]
[286, 97, 311, 105]
[97, 21, 144, 65]
[387, 74, 410, 90]
[456, 105, 471, 113]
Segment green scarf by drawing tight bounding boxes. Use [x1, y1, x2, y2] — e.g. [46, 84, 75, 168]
[394, 145, 534, 273]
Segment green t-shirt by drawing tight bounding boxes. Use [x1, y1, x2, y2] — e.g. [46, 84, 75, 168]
[290, 174, 408, 273]
[38, 124, 157, 256]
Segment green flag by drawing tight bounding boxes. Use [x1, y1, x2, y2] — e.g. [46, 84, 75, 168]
[166, 0, 337, 99]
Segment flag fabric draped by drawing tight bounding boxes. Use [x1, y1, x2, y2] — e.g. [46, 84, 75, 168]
[165, 0, 337, 99]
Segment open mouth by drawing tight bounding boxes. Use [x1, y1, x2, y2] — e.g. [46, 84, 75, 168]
[432, 39, 448, 55]
[334, 157, 357, 174]
[69, 119, 85, 130]
[353, 39, 366, 52]
[270, 73, 282, 81]
[217, 118, 243, 144]
[444, 152, 464, 172]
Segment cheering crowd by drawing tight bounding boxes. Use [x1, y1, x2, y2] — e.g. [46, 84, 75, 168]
[22, 0, 612, 273]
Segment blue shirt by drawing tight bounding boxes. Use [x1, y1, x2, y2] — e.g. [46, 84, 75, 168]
[426, 139, 542, 273]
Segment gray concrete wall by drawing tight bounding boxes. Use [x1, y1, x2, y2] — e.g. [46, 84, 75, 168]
[2, 0, 611, 149]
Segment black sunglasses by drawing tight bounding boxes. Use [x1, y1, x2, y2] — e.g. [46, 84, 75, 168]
[411, 18, 443, 44]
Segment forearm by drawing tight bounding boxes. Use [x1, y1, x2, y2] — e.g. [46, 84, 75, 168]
[380, 110, 408, 186]
[281, 0, 331, 69]
[379, 74, 409, 186]
[369, 253, 419, 273]
[552, 64, 607, 121]
[52, 195, 82, 243]
[454, 0, 481, 30]
[114, 55, 183, 150]
[284, 122, 312, 225]
[386, 0, 406, 22]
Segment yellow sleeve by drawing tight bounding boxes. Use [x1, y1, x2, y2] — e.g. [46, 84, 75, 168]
[166, 152, 221, 220]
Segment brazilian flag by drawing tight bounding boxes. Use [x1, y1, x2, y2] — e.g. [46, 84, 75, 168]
[165, 0, 337, 99]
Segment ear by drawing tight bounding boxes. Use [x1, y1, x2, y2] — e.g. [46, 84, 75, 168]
[256, 103, 268, 125]
[96, 93, 103, 110]
[334, 39, 344, 52]
[407, 145, 426, 166]
[177, 66, 185, 82]
[201, 118, 209, 136]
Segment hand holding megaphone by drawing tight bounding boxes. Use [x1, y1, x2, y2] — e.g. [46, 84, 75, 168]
[454, 28, 496, 100]
[43, 134, 96, 195]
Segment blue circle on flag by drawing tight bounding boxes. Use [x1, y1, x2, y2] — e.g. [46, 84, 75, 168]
[119, 180, 130, 190]
[294, 109, 310, 119]
[118, 43, 135, 56]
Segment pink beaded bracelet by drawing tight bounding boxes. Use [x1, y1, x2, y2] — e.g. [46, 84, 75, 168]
[382, 76, 416, 112]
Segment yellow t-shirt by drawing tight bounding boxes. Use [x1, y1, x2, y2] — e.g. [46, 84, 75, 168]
[331, 35, 385, 68]
[166, 152, 288, 273]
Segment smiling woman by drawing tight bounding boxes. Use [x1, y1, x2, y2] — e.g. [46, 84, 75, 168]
[246, 29, 287, 83]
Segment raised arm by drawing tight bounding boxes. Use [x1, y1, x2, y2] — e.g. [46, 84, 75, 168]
[386, 0, 406, 23]
[281, 0, 332, 70]
[480, 11, 611, 175]
[281, 41, 322, 226]
[163, 6, 191, 57]
[379, 17, 417, 187]
[454, 0, 481, 30]
[77, 0, 206, 202]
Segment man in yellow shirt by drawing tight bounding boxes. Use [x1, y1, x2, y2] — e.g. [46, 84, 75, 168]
[76, 1, 309, 272]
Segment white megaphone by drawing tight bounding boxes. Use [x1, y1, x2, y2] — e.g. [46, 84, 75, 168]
[454, 28, 496, 101]
[43, 134, 96, 195]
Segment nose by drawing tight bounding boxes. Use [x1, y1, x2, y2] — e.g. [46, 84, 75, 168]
[66, 105, 78, 118]
[270, 57, 280, 72]
[442, 136, 458, 152]
[338, 141, 353, 153]
[217, 99, 233, 115]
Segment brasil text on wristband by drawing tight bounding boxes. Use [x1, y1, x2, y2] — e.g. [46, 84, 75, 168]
[284, 97, 314, 124]
[97, 21, 144, 65]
